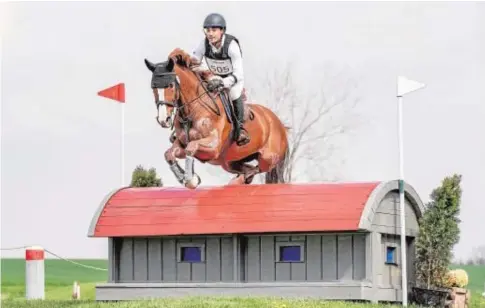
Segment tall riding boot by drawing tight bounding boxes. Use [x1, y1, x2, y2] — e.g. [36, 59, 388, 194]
[232, 96, 250, 146]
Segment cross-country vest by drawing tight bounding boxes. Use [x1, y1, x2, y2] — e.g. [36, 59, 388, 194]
[204, 34, 242, 78]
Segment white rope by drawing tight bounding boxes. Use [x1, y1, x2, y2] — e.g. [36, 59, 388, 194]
[44, 248, 108, 271]
[0, 246, 108, 271]
[0, 245, 29, 251]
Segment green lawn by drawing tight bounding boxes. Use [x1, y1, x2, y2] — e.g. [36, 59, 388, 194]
[1, 258, 484, 307]
[0, 297, 427, 308]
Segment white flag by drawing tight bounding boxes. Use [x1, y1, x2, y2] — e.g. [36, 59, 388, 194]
[397, 76, 426, 97]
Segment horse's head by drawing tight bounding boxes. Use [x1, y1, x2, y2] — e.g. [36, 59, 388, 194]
[144, 58, 179, 128]
[145, 48, 214, 128]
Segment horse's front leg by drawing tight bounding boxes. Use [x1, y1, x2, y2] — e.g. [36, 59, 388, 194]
[164, 138, 193, 186]
[183, 129, 221, 189]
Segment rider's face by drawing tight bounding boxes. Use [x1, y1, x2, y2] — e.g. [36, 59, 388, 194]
[204, 27, 224, 45]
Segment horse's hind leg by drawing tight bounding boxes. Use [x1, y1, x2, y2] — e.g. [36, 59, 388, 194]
[258, 146, 288, 184]
[227, 161, 261, 185]
[257, 149, 279, 174]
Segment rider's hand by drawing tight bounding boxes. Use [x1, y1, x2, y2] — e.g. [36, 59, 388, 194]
[207, 77, 224, 92]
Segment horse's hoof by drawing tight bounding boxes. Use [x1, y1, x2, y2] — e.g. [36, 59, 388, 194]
[228, 174, 245, 185]
[169, 134, 176, 143]
[184, 174, 201, 189]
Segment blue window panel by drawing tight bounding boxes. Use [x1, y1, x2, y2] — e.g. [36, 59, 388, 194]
[386, 247, 396, 264]
[280, 245, 301, 262]
[181, 247, 201, 262]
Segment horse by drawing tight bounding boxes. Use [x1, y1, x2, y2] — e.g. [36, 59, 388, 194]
[144, 48, 289, 189]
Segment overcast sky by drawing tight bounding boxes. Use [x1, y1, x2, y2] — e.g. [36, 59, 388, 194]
[1, 1, 484, 261]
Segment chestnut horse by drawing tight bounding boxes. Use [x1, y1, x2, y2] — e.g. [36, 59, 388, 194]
[144, 48, 289, 189]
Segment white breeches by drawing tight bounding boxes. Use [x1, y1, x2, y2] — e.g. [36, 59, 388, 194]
[228, 81, 244, 101]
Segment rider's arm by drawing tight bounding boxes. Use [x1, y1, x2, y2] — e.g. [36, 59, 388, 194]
[223, 40, 244, 88]
[192, 39, 206, 63]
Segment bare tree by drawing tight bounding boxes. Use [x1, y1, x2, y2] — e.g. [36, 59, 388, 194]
[246, 59, 363, 183]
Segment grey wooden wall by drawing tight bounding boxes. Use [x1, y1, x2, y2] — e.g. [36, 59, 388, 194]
[372, 191, 420, 236]
[244, 234, 367, 282]
[113, 236, 235, 282]
[112, 233, 368, 283]
[379, 234, 416, 288]
[371, 191, 419, 290]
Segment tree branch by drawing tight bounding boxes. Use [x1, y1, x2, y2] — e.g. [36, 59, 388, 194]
[248, 59, 362, 183]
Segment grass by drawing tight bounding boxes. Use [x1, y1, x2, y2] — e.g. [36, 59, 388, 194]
[0, 297, 427, 308]
[1, 258, 484, 307]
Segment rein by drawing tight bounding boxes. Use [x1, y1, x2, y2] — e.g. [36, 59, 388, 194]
[156, 69, 222, 120]
[155, 65, 223, 144]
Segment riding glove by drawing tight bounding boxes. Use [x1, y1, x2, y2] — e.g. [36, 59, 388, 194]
[207, 77, 224, 92]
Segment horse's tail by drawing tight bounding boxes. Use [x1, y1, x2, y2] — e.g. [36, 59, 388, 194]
[265, 145, 290, 184]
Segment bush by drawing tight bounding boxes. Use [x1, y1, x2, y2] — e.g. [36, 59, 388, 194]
[415, 174, 462, 289]
[444, 269, 469, 288]
[130, 165, 163, 187]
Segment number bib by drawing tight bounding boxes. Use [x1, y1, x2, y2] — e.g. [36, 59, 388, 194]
[205, 58, 233, 75]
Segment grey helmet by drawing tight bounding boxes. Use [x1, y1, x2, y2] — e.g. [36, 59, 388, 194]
[203, 13, 226, 30]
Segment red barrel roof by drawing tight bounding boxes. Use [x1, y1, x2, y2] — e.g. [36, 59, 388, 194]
[88, 182, 386, 237]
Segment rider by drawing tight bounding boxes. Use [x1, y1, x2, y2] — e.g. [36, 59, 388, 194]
[191, 13, 250, 146]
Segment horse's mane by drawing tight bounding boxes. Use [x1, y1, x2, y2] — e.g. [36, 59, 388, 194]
[168, 48, 213, 81]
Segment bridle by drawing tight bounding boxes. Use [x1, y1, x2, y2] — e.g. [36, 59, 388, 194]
[154, 69, 222, 129]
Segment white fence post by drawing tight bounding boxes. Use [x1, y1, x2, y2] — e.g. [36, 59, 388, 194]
[72, 281, 81, 299]
[25, 246, 45, 300]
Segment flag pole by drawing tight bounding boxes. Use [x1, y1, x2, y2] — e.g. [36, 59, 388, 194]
[97, 82, 126, 187]
[121, 102, 125, 187]
[397, 93, 407, 306]
[396, 76, 426, 307]
[0, 35, 3, 221]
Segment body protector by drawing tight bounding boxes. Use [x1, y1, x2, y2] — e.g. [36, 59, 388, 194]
[204, 34, 242, 79]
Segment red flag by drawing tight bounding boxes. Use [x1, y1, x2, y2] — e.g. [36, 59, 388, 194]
[98, 83, 125, 103]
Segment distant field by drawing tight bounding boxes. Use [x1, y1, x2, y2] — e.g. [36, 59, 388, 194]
[1, 258, 108, 286]
[1, 258, 484, 307]
[1, 258, 106, 301]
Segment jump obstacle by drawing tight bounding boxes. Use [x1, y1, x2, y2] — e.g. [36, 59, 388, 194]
[23, 246, 82, 300]
[25, 246, 45, 300]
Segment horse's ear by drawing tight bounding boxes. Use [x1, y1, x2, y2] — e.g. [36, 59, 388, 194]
[144, 59, 156, 72]
[166, 57, 175, 72]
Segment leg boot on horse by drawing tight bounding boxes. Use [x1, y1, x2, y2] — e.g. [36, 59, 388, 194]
[164, 138, 201, 189]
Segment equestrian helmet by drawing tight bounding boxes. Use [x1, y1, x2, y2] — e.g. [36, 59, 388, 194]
[203, 13, 226, 30]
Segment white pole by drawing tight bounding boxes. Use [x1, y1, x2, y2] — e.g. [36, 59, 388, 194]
[121, 103, 125, 187]
[396, 75, 425, 307]
[72, 281, 81, 299]
[25, 246, 45, 300]
[0, 36, 3, 227]
[398, 95, 407, 306]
